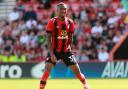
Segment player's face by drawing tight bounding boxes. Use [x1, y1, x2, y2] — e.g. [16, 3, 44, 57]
[57, 5, 67, 18]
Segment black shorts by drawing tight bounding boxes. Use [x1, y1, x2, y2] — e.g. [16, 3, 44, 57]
[46, 51, 77, 66]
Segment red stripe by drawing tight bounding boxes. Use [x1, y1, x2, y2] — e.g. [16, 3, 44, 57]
[57, 39, 62, 52]
[41, 70, 50, 81]
[53, 17, 58, 51]
[76, 73, 86, 84]
[56, 21, 63, 52]
[64, 38, 68, 52]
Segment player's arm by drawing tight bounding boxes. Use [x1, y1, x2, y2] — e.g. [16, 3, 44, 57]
[47, 33, 53, 55]
[69, 33, 73, 47]
[47, 32, 57, 63]
[67, 32, 73, 51]
[46, 18, 57, 63]
[68, 19, 74, 51]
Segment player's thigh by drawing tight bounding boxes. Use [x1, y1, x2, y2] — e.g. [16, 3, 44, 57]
[45, 54, 60, 66]
[62, 52, 77, 66]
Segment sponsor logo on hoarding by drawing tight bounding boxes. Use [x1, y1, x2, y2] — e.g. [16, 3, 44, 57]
[102, 62, 128, 78]
[31, 62, 45, 78]
[0, 65, 22, 78]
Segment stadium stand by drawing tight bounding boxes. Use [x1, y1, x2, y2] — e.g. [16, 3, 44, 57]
[0, 0, 128, 62]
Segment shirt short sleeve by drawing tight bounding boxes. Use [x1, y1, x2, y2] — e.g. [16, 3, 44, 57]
[46, 18, 54, 33]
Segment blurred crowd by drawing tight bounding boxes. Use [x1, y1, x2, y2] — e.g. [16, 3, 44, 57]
[0, 0, 128, 62]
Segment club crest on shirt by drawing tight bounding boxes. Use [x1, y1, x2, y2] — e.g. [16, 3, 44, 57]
[58, 30, 68, 39]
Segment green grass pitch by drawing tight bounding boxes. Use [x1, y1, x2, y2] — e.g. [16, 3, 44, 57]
[0, 78, 128, 89]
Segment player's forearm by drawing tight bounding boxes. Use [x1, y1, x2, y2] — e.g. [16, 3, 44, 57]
[47, 33, 53, 55]
[69, 33, 73, 46]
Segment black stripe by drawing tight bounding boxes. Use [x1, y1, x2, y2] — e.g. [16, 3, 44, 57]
[61, 23, 66, 52]
[61, 40, 66, 52]
[46, 31, 52, 33]
[53, 18, 58, 51]
[40, 81, 46, 84]
[81, 80, 86, 84]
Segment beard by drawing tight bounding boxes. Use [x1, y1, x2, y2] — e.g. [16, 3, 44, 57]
[60, 15, 65, 20]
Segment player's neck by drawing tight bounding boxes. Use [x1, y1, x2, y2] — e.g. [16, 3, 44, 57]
[58, 16, 65, 21]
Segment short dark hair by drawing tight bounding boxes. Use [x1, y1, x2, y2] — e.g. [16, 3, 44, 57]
[57, 2, 67, 9]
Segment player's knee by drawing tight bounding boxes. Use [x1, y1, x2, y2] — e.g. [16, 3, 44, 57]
[45, 63, 54, 72]
[69, 64, 81, 75]
[45, 67, 52, 72]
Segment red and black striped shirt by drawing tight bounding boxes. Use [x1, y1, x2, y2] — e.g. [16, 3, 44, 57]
[46, 17, 74, 52]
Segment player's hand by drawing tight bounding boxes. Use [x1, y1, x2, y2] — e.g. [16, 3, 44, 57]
[48, 52, 57, 63]
[50, 53, 57, 63]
